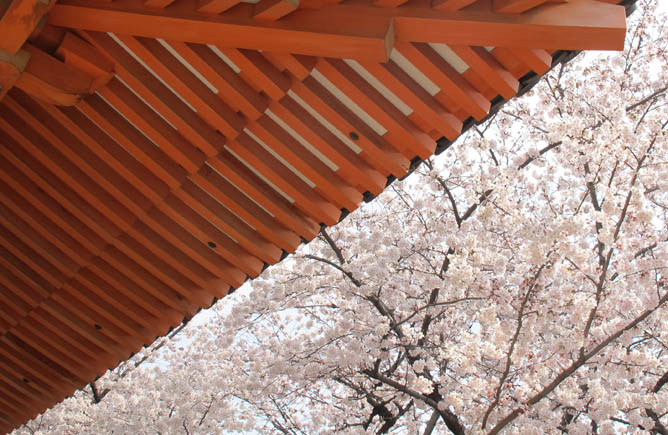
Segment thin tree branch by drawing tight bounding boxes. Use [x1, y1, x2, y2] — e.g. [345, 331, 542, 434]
[488, 291, 668, 435]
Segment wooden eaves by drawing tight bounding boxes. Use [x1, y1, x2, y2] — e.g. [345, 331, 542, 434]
[0, 0, 629, 431]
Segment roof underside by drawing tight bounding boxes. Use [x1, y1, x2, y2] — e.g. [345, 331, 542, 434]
[0, 0, 628, 431]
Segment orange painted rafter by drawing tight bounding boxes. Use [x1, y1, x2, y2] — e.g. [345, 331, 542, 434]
[0, 104, 213, 314]
[47, 0, 626, 61]
[82, 31, 236, 153]
[196, 0, 240, 14]
[432, 0, 477, 12]
[316, 58, 437, 160]
[166, 41, 269, 119]
[373, 0, 410, 8]
[358, 60, 463, 141]
[507, 47, 552, 74]
[253, 0, 299, 21]
[493, 0, 550, 14]
[450, 45, 519, 100]
[247, 115, 363, 211]
[395, 42, 490, 121]
[269, 97, 387, 195]
[290, 76, 410, 178]
[216, 47, 290, 101]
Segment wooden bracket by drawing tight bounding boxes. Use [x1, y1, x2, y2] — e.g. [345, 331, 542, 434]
[0, 48, 30, 99]
[0, 0, 52, 54]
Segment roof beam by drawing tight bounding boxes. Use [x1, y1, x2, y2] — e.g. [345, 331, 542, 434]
[0, 0, 52, 55]
[47, 0, 626, 61]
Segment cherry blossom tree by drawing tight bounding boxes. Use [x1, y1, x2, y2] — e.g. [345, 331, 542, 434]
[15, 1, 668, 433]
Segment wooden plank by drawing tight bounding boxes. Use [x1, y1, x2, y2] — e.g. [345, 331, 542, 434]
[48, 0, 626, 54]
[270, 97, 386, 195]
[206, 150, 321, 240]
[359, 60, 462, 140]
[228, 132, 342, 226]
[167, 41, 268, 119]
[253, 0, 298, 21]
[508, 47, 552, 74]
[2, 96, 238, 294]
[190, 168, 303, 252]
[0, 48, 30, 100]
[49, 1, 394, 61]
[395, 42, 490, 120]
[248, 115, 363, 211]
[197, 0, 240, 14]
[493, 0, 549, 14]
[291, 76, 410, 178]
[0, 0, 51, 54]
[83, 31, 234, 154]
[316, 58, 436, 160]
[432, 0, 477, 12]
[0, 122, 202, 317]
[374, 0, 410, 7]
[450, 45, 518, 99]
[218, 47, 290, 101]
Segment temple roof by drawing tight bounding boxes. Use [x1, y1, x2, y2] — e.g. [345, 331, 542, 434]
[0, 0, 629, 431]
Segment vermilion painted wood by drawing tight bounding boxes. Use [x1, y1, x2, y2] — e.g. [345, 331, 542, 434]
[0, 135, 198, 320]
[218, 47, 291, 100]
[508, 48, 552, 74]
[493, 0, 549, 13]
[55, 32, 114, 91]
[291, 76, 410, 177]
[360, 60, 463, 141]
[172, 180, 284, 264]
[228, 133, 342, 226]
[117, 36, 246, 135]
[431, 0, 477, 12]
[253, 0, 299, 21]
[373, 0, 410, 8]
[396, 42, 490, 121]
[1, 99, 233, 301]
[207, 150, 322, 239]
[49, 0, 394, 61]
[167, 41, 269, 119]
[450, 45, 519, 100]
[263, 52, 316, 80]
[317, 58, 437, 160]
[196, 0, 240, 14]
[47, 0, 626, 56]
[269, 98, 387, 195]
[83, 31, 235, 153]
[0, 0, 51, 54]
[190, 167, 303, 252]
[248, 116, 363, 211]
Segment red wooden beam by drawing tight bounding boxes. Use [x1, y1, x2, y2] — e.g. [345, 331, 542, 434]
[0, 0, 52, 55]
[47, 0, 626, 60]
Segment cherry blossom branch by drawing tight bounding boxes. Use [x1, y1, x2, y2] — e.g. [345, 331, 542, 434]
[362, 369, 464, 435]
[435, 177, 462, 227]
[482, 263, 548, 429]
[613, 136, 656, 242]
[320, 228, 345, 265]
[303, 254, 362, 287]
[626, 84, 668, 112]
[644, 368, 668, 435]
[423, 410, 440, 435]
[487, 291, 668, 435]
[198, 396, 214, 426]
[518, 141, 562, 170]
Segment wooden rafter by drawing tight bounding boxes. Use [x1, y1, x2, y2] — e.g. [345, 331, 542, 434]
[0, 0, 52, 54]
